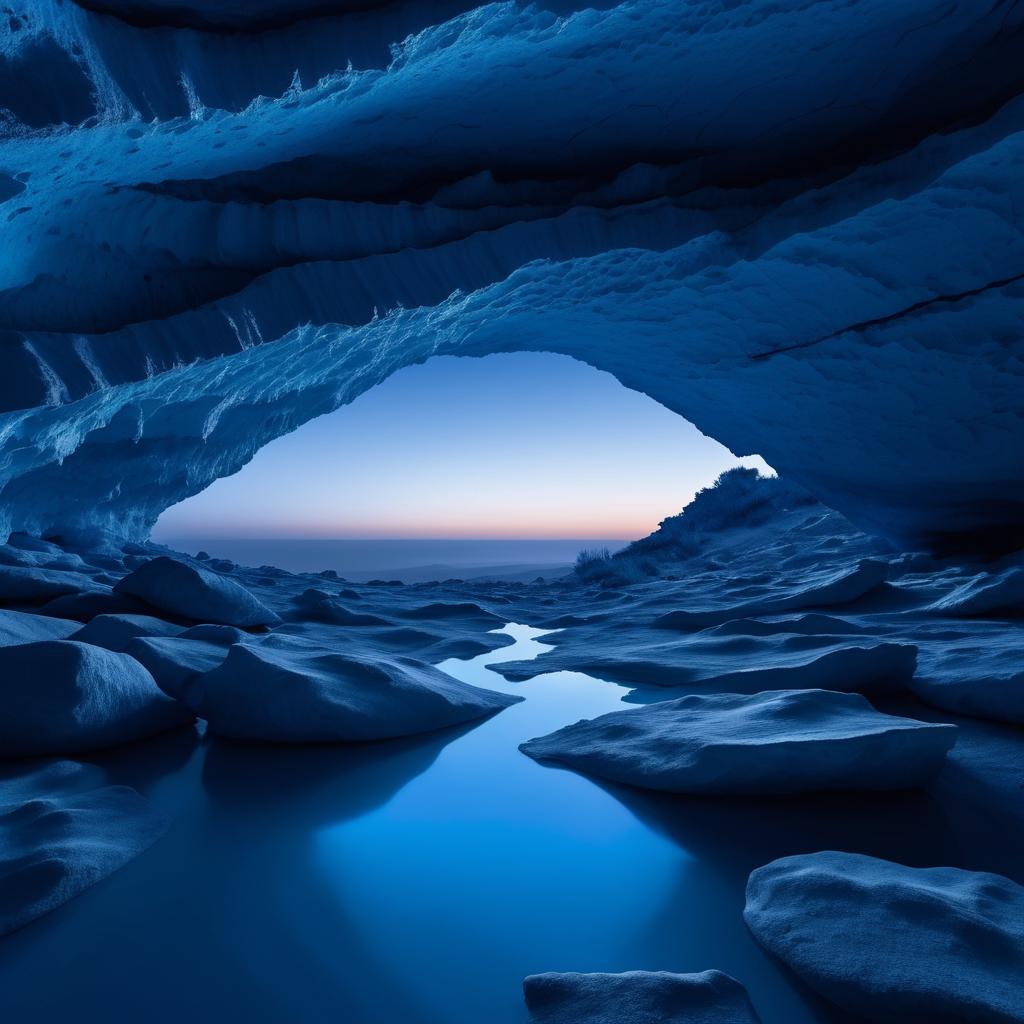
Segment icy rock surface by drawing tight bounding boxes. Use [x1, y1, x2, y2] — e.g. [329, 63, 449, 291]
[925, 567, 1024, 616]
[0, 4, 1022, 550]
[653, 560, 890, 630]
[0, 760, 168, 936]
[114, 557, 280, 627]
[0, 640, 193, 757]
[523, 970, 762, 1024]
[127, 624, 247, 701]
[0, 608, 79, 646]
[521, 689, 955, 794]
[192, 634, 522, 742]
[0, 565, 99, 602]
[69, 613, 185, 653]
[745, 852, 1024, 1024]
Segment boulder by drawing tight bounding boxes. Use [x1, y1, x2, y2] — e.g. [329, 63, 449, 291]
[114, 556, 279, 627]
[0, 640, 193, 757]
[193, 636, 522, 742]
[521, 689, 955, 794]
[745, 852, 1024, 1023]
[523, 970, 762, 1024]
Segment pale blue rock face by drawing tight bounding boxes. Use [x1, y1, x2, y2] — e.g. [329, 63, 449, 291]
[520, 689, 957, 795]
[523, 970, 763, 1024]
[745, 852, 1024, 1024]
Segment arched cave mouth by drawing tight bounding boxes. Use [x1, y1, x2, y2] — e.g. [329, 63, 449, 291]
[150, 351, 772, 578]
[1, 4, 1024, 1022]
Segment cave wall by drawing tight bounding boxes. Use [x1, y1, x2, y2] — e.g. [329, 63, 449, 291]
[0, 0, 1022, 548]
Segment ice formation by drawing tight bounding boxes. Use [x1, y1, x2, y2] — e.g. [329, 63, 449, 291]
[1, 3, 1024, 1016]
[745, 852, 1024, 1023]
[0, 2, 1022, 549]
[113, 556, 280, 627]
[192, 634, 522, 742]
[523, 970, 763, 1024]
[0, 639, 192, 757]
[0, 759, 167, 936]
[520, 689, 957, 794]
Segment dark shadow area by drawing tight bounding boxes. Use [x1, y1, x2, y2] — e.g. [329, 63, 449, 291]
[0, 722, 475, 1024]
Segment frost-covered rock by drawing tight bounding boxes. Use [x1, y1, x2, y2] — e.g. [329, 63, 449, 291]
[0, 759, 168, 936]
[521, 689, 955, 794]
[127, 624, 247, 701]
[70, 613, 185, 653]
[523, 970, 762, 1024]
[0, 565, 97, 603]
[114, 557, 280, 627]
[913, 670, 1024, 727]
[745, 852, 1024, 1024]
[653, 559, 889, 630]
[926, 568, 1024, 616]
[0, 609, 80, 646]
[0, 641, 193, 757]
[37, 589, 155, 623]
[192, 636, 522, 742]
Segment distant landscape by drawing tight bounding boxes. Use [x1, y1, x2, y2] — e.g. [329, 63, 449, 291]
[156, 537, 631, 583]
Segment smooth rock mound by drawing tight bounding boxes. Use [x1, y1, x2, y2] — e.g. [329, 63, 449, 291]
[521, 689, 955, 794]
[127, 625, 247, 702]
[193, 637, 522, 742]
[695, 643, 919, 696]
[523, 970, 762, 1024]
[0, 565, 96, 603]
[745, 852, 1024, 1024]
[70, 613, 185, 653]
[654, 559, 889, 630]
[0, 609, 80, 646]
[114, 556, 279, 628]
[0, 641, 193, 757]
[0, 760, 168, 936]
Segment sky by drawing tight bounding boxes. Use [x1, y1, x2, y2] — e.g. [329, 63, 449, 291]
[153, 352, 769, 542]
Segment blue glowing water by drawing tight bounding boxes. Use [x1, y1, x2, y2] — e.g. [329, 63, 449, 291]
[0, 626, 902, 1023]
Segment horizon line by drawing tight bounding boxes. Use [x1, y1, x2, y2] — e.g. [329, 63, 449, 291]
[151, 534, 640, 542]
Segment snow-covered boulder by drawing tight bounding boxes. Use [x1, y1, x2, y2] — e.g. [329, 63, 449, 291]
[127, 624, 247, 701]
[114, 557, 280, 628]
[0, 759, 168, 936]
[192, 636, 522, 742]
[70, 613, 185, 653]
[521, 689, 955, 794]
[745, 852, 1024, 1024]
[0, 609, 80, 646]
[0, 641, 193, 757]
[523, 970, 762, 1024]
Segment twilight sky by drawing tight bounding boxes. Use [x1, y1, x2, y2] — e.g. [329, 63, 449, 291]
[153, 353, 769, 541]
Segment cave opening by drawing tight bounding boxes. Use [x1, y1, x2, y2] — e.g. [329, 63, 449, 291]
[151, 351, 770, 580]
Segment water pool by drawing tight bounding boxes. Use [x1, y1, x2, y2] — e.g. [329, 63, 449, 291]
[2, 624, 963, 1023]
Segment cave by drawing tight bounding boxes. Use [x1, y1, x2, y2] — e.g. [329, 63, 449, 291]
[1, 3, 1023, 1024]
